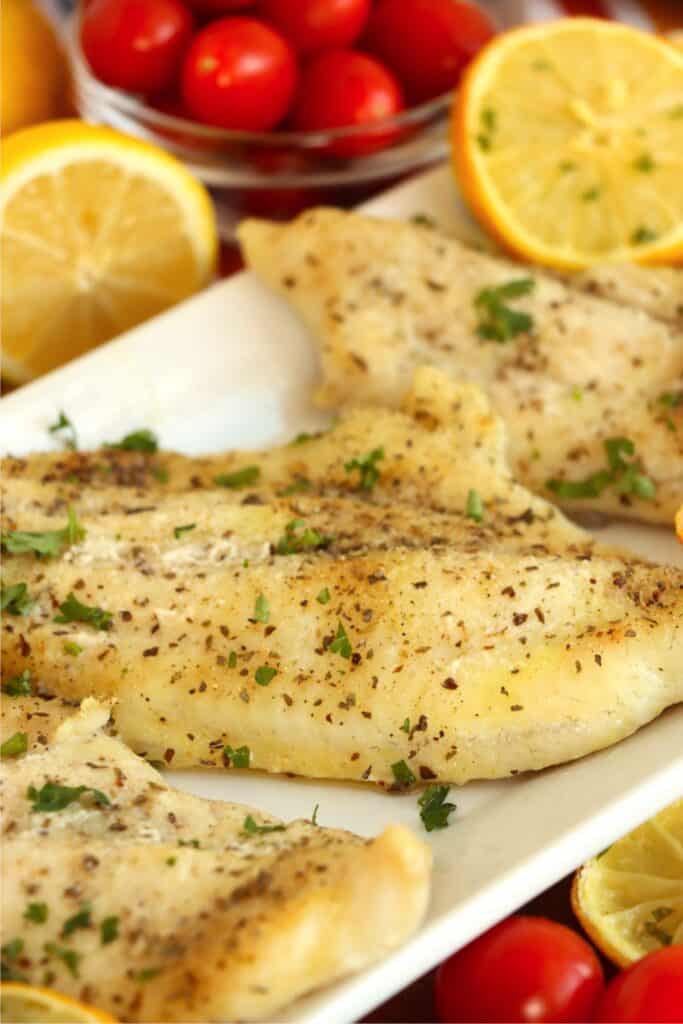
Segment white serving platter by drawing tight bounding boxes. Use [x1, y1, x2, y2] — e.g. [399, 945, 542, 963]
[2, 164, 682, 1024]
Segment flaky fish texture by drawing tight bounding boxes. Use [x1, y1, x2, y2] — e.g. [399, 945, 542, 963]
[567, 265, 683, 329]
[238, 209, 683, 526]
[0, 700, 430, 1022]
[2, 371, 682, 785]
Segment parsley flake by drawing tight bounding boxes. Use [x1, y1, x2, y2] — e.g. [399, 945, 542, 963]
[62, 903, 92, 937]
[1, 732, 27, 758]
[2, 506, 85, 558]
[152, 466, 169, 484]
[1, 581, 35, 615]
[275, 518, 332, 555]
[136, 967, 163, 982]
[224, 744, 250, 768]
[400, 718, 411, 734]
[418, 784, 457, 832]
[27, 781, 110, 813]
[24, 902, 48, 924]
[633, 153, 655, 173]
[316, 587, 331, 605]
[547, 437, 655, 501]
[466, 488, 484, 522]
[643, 906, 673, 947]
[48, 411, 78, 450]
[582, 186, 601, 202]
[100, 916, 119, 945]
[311, 804, 319, 825]
[344, 447, 385, 491]
[1, 939, 25, 981]
[255, 665, 277, 686]
[63, 641, 83, 656]
[391, 760, 416, 789]
[214, 465, 260, 489]
[242, 814, 285, 835]
[105, 429, 158, 453]
[474, 278, 535, 343]
[3, 669, 32, 697]
[277, 476, 311, 496]
[44, 942, 80, 978]
[253, 593, 269, 623]
[658, 391, 683, 409]
[329, 620, 352, 659]
[54, 592, 112, 631]
[631, 226, 658, 245]
[228, 651, 237, 668]
[173, 523, 196, 539]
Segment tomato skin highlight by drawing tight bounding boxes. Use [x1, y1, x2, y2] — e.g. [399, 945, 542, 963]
[435, 915, 604, 1023]
[180, 17, 298, 131]
[260, 0, 370, 55]
[81, 0, 194, 94]
[594, 947, 683, 1023]
[363, 0, 496, 103]
[291, 49, 404, 157]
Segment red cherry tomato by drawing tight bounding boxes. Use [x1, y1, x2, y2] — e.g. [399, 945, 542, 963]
[81, 0, 193, 94]
[595, 947, 683, 1023]
[435, 916, 604, 1023]
[259, 0, 370, 55]
[291, 49, 404, 158]
[363, 0, 496, 103]
[180, 17, 298, 131]
[186, 0, 254, 15]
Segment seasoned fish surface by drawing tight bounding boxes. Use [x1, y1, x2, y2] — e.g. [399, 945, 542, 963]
[0, 701, 430, 1022]
[568, 264, 683, 328]
[239, 209, 683, 525]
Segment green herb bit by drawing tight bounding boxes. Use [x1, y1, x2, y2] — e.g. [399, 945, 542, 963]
[24, 902, 48, 924]
[311, 804, 319, 825]
[571, 387, 583, 402]
[177, 838, 201, 848]
[474, 278, 535, 343]
[105, 428, 158, 453]
[44, 942, 80, 978]
[277, 476, 311, 497]
[658, 391, 683, 409]
[255, 665, 277, 686]
[644, 906, 673, 947]
[418, 784, 457, 832]
[411, 212, 436, 229]
[633, 153, 655, 172]
[344, 447, 385, 492]
[476, 134, 491, 151]
[275, 518, 332, 556]
[152, 465, 169, 484]
[100, 916, 119, 945]
[547, 436, 655, 501]
[27, 781, 110, 813]
[48, 410, 78, 450]
[1, 732, 28, 758]
[165, 856, 176, 866]
[400, 718, 411, 734]
[3, 669, 32, 697]
[62, 903, 92, 937]
[242, 814, 285, 835]
[63, 641, 83, 656]
[173, 523, 196, 539]
[213, 465, 260, 489]
[1, 581, 35, 615]
[581, 186, 601, 201]
[2, 506, 85, 558]
[391, 760, 416, 789]
[224, 744, 250, 768]
[631, 226, 658, 245]
[136, 967, 163, 982]
[316, 587, 331, 605]
[1, 939, 25, 981]
[228, 651, 237, 669]
[465, 488, 484, 523]
[253, 593, 269, 624]
[329, 620, 352, 659]
[54, 592, 112, 631]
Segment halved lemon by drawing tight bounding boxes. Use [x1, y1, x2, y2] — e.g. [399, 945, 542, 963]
[453, 18, 683, 269]
[1, 120, 217, 384]
[0, 983, 117, 1023]
[572, 799, 683, 968]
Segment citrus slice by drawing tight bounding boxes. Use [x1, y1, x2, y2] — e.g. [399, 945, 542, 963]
[572, 799, 683, 968]
[1, 120, 217, 384]
[0, 983, 117, 1023]
[452, 18, 683, 269]
[1, 0, 67, 135]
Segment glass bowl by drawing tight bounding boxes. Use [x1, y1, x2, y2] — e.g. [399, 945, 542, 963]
[68, 21, 453, 243]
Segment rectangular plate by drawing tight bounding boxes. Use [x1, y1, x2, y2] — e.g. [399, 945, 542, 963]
[2, 165, 681, 1024]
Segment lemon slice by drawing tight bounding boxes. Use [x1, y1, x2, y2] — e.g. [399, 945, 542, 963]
[1, 120, 217, 384]
[572, 799, 683, 967]
[452, 18, 683, 269]
[0, 983, 117, 1023]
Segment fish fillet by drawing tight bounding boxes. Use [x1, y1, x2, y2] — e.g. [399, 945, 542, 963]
[0, 700, 430, 1022]
[238, 209, 683, 526]
[567, 265, 683, 329]
[3, 371, 682, 785]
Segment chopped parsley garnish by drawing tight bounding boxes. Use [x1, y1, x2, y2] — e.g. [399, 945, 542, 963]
[418, 784, 457, 832]
[3, 669, 32, 697]
[1, 732, 27, 758]
[27, 781, 110, 813]
[224, 744, 250, 768]
[253, 593, 269, 623]
[311, 804, 319, 825]
[275, 518, 332, 555]
[24, 902, 48, 924]
[329, 620, 352, 659]
[466, 488, 484, 522]
[105, 428, 158, 453]
[100, 916, 119, 945]
[571, 387, 583, 402]
[242, 814, 285, 835]
[2, 506, 85, 558]
[316, 587, 331, 605]
[62, 903, 92, 937]
[277, 476, 311, 496]
[165, 856, 176, 866]
[48, 410, 78, 450]
[2, 939, 25, 980]
[63, 641, 83, 656]
[474, 278, 535, 343]
[643, 906, 673, 947]
[44, 942, 80, 978]
[547, 437, 655, 501]
[152, 465, 169, 484]
[173, 523, 196, 539]
[581, 186, 601, 201]
[177, 838, 201, 848]
[344, 447, 385, 491]
[228, 651, 237, 668]
[290, 429, 327, 445]
[633, 153, 655, 173]
[411, 212, 436, 229]
[631, 226, 658, 245]
[658, 391, 683, 409]
[255, 665, 277, 686]
[1, 581, 35, 615]
[2, 939, 23, 961]
[54, 592, 112, 631]
[477, 106, 497, 150]
[136, 967, 162, 982]
[214, 465, 260, 489]
[400, 718, 411, 734]
[391, 760, 416, 789]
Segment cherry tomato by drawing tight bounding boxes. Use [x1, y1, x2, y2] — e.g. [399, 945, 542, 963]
[260, 0, 370, 55]
[186, 0, 254, 15]
[435, 916, 604, 1023]
[81, 0, 193, 94]
[363, 0, 496, 103]
[181, 17, 298, 131]
[595, 947, 683, 1023]
[291, 49, 404, 158]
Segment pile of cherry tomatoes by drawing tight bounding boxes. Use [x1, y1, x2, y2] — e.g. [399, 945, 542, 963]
[81, 0, 495, 152]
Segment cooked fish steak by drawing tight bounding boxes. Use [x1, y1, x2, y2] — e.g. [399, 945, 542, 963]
[238, 209, 683, 525]
[567, 265, 683, 329]
[0, 700, 430, 1022]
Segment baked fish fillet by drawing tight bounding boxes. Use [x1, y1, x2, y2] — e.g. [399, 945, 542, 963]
[3, 372, 682, 785]
[567, 265, 683, 329]
[238, 209, 683, 526]
[0, 700, 429, 1022]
